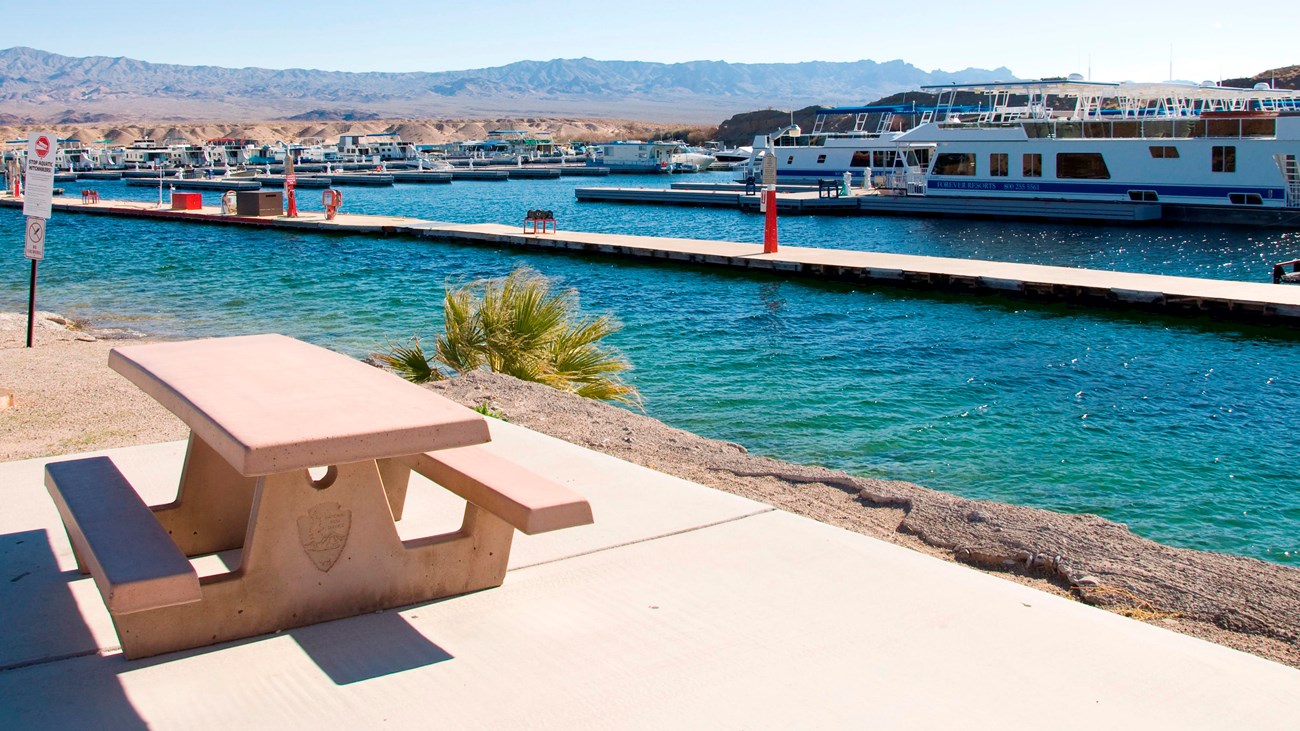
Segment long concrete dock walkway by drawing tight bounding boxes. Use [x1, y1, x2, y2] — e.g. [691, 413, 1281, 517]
[7, 194, 1300, 326]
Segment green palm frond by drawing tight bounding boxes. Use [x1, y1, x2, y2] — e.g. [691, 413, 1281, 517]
[374, 336, 443, 383]
[385, 266, 641, 404]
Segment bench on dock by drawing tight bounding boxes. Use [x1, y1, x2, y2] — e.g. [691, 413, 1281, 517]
[817, 179, 841, 199]
[524, 209, 557, 234]
[45, 457, 202, 615]
[399, 445, 594, 535]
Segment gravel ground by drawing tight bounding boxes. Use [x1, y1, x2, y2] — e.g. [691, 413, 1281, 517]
[3, 312, 1297, 669]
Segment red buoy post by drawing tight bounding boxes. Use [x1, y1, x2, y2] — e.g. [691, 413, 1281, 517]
[763, 185, 778, 253]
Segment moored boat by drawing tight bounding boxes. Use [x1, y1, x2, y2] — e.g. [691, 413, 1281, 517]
[740, 78, 1300, 215]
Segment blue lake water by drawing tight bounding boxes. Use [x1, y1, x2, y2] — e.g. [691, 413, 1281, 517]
[5, 173, 1299, 565]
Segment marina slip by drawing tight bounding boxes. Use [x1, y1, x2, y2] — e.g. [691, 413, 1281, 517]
[2, 170, 1298, 569]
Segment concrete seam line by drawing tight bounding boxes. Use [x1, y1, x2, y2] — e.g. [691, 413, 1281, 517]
[507, 507, 778, 572]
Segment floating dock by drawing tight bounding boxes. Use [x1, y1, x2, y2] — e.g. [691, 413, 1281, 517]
[390, 171, 453, 184]
[124, 177, 262, 191]
[451, 170, 510, 181]
[575, 183, 1300, 227]
[506, 168, 562, 179]
[254, 175, 334, 188]
[77, 171, 124, 180]
[6, 193, 1299, 326]
[327, 173, 394, 186]
[576, 185, 1163, 223]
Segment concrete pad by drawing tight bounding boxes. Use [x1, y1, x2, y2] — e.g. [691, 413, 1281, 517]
[1, 509, 1296, 729]
[0, 420, 769, 668]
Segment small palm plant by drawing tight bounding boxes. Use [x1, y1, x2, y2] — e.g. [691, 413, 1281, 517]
[378, 267, 640, 405]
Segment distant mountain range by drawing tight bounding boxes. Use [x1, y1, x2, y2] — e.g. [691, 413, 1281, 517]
[0, 47, 1017, 124]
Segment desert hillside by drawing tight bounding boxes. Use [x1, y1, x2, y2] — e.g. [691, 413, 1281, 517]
[0, 117, 713, 147]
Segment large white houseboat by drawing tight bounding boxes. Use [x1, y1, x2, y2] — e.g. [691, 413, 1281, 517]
[743, 79, 1300, 213]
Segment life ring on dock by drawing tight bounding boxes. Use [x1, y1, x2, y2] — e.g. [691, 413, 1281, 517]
[322, 188, 342, 220]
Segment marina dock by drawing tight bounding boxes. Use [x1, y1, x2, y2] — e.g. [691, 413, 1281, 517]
[576, 185, 1165, 223]
[575, 183, 1300, 226]
[8, 193, 1300, 326]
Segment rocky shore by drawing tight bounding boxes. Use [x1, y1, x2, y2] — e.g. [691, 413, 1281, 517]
[3, 311, 1297, 668]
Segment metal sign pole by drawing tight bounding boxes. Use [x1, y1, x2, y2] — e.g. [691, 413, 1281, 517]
[22, 132, 57, 348]
[26, 260, 37, 348]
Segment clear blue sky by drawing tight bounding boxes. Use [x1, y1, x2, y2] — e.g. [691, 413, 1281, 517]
[2, 0, 1295, 84]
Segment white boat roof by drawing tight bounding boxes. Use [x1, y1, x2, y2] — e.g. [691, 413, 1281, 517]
[920, 79, 1300, 101]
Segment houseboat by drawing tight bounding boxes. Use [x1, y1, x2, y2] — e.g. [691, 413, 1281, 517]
[594, 141, 716, 173]
[742, 78, 1300, 213]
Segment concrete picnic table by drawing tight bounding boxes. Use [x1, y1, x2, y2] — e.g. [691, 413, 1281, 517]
[45, 334, 592, 659]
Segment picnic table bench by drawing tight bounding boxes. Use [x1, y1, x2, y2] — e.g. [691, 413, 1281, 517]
[45, 334, 593, 659]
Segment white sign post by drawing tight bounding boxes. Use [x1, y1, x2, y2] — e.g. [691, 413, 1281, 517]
[22, 131, 57, 347]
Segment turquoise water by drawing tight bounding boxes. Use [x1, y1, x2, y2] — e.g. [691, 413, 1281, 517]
[5, 175, 1299, 565]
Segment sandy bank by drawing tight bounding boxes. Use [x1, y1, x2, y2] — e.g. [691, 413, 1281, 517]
[2, 311, 1296, 668]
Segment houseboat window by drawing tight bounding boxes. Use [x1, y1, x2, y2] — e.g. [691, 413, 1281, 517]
[787, 156, 794, 165]
[1023, 123, 1051, 139]
[907, 148, 932, 168]
[1111, 121, 1140, 138]
[932, 153, 976, 176]
[990, 153, 1009, 176]
[850, 151, 871, 167]
[1143, 120, 1174, 139]
[816, 154, 827, 164]
[1212, 146, 1236, 172]
[1228, 193, 1263, 205]
[1207, 119, 1241, 138]
[1084, 122, 1109, 139]
[1055, 122, 1083, 139]
[1241, 118, 1276, 137]
[872, 150, 891, 168]
[1023, 153, 1042, 177]
[1128, 190, 1159, 202]
[1056, 153, 1110, 179]
[1149, 146, 1180, 159]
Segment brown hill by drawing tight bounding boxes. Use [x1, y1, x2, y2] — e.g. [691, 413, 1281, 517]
[1222, 65, 1300, 89]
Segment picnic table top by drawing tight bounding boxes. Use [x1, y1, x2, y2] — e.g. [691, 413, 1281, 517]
[108, 334, 490, 476]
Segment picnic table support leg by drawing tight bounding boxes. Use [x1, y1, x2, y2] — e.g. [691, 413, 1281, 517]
[152, 433, 258, 556]
[109, 458, 520, 659]
[376, 457, 411, 521]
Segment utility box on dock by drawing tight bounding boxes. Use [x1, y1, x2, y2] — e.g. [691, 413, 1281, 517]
[171, 192, 202, 210]
[236, 190, 283, 217]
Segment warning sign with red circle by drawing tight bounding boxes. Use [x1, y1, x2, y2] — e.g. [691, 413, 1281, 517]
[23, 130, 57, 219]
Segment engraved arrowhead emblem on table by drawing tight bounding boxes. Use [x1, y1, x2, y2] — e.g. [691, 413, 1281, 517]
[297, 502, 351, 572]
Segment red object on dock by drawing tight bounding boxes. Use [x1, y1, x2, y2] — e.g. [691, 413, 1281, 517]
[763, 187, 778, 253]
[171, 192, 201, 210]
